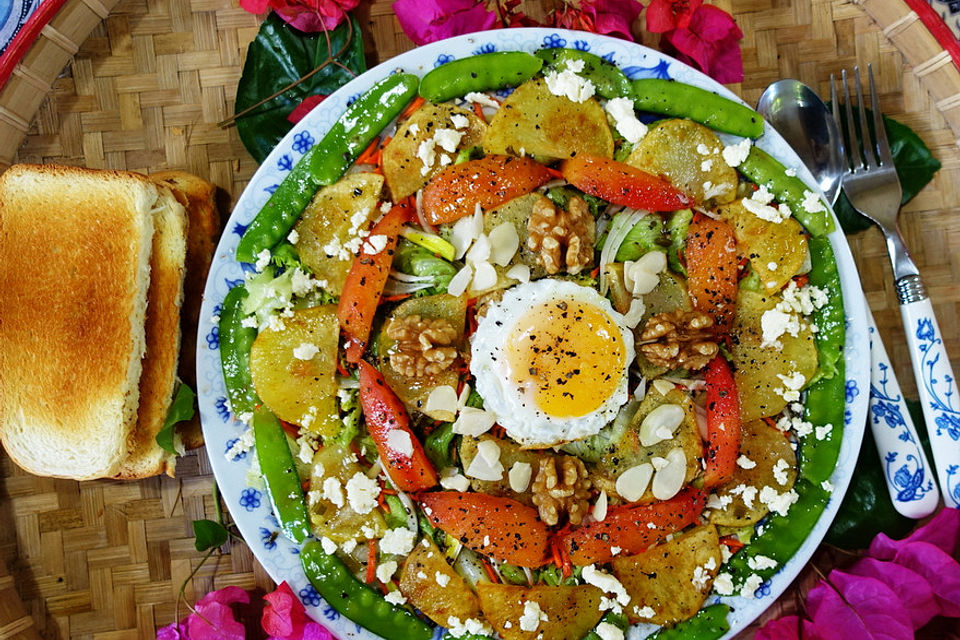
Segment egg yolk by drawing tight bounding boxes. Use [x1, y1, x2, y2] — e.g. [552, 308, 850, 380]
[506, 298, 625, 418]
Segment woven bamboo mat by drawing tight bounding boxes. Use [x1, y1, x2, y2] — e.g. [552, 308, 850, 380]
[2, 0, 960, 637]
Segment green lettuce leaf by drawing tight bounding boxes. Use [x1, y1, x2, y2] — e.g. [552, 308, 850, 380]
[155, 383, 196, 454]
[234, 12, 366, 163]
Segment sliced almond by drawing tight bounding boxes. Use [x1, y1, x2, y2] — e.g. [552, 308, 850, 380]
[651, 379, 675, 396]
[451, 207, 483, 259]
[452, 407, 496, 436]
[465, 232, 491, 264]
[488, 222, 520, 267]
[651, 447, 686, 500]
[508, 461, 532, 493]
[447, 264, 472, 296]
[505, 263, 531, 283]
[592, 490, 609, 521]
[616, 464, 653, 502]
[466, 451, 504, 481]
[477, 439, 501, 466]
[639, 403, 685, 446]
[423, 385, 458, 421]
[471, 261, 498, 290]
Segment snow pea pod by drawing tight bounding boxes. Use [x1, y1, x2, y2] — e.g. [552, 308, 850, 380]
[736, 146, 834, 237]
[418, 52, 543, 103]
[218, 284, 259, 416]
[800, 237, 846, 483]
[253, 407, 311, 543]
[301, 540, 434, 640]
[535, 48, 631, 99]
[631, 79, 764, 139]
[647, 604, 730, 639]
[582, 612, 628, 640]
[236, 73, 419, 263]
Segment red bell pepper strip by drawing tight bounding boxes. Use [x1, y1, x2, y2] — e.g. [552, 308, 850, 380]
[421, 155, 553, 225]
[357, 360, 438, 492]
[685, 213, 738, 335]
[556, 487, 706, 566]
[419, 491, 551, 568]
[703, 355, 742, 489]
[338, 203, 408, 363]
[560, 155, 693, 211]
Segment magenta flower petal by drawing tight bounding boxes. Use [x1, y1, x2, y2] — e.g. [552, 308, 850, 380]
[870, 507, 960, 559]
[582, 0, 642, 40]
[807, 571, 913, 640]
[302, 621, 336, 640]
[187, 602, 246, 640]
[393, 0, 497, 45]
[660, 5, 743, 83]
[890, 541, 960, 617]
[645, 0, 702, 33]
[846, 557, 939, 629]
[199, 585, 251, 608]
[756, 615, 822, 640]
[263, 581, 313, 639]
[238, 0, 271, 15]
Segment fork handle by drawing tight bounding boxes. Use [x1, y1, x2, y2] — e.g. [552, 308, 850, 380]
[898, 274, 960, 509]
[866, 308, 939, 518]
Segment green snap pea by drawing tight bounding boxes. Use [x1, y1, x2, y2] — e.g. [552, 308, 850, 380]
[218, 284, 259, 416]
[616, 215, 665, 262]
[631, 79, 764, 139]
[582, 612, 628, 640]
[737, 147, 834, 237]
[667, 208, 693, 275]
[301, 540, 434, 640]
[236, 73, 419, 263]
[646, 604, 730, 639]
[724, 480, 830, 584]
[800, 237, 846, 482]
[253, 407, 311, 543]
[419, 52, 543, 103]
[498, 563, 528, 586]
[535, 48, 631, 99]
[425, 422, 457, 469]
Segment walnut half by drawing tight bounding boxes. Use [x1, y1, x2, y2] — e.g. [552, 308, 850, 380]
[639, 310, 719, 371]
[385, 315, 458, 378]
[531, 455, 592, 526]
[526, 194, 595, 275]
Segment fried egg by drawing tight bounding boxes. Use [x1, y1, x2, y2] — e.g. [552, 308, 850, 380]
[471, 279, 635, 447]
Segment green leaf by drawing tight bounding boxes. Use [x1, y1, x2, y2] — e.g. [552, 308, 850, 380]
[234, 12, 366, 163]
[834, 113, 941, 234]
[155, 383, 196, 454]
[192, 518, 230, 552]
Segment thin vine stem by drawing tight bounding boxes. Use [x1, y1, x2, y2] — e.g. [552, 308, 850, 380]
[218, 13, 358, 129]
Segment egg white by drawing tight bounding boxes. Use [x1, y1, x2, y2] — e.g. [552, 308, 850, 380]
[470, 279, 635, 447]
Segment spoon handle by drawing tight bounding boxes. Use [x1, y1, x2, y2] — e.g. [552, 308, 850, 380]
[897, 274, 960, 509]
[866, 308, 939, 517]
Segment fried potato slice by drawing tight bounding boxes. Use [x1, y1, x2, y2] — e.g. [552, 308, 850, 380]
[399, 537, 482, 626]
[610, 524, 722, 625]
[477, 583, 606, 640]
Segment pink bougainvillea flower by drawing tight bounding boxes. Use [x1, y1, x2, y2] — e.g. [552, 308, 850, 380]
[889, 541, 960, 617]
[869, 504, 960, 559]
[393, 0, 498, 45]
[548, 0, 642, 41]
[645, 0, 702, 33]
[288, 94, 328, 124]
[187, 586, 250, 640]
[263, 581, 334, 640]
[845, 557, 939, 629]
[807, 571, 913, 640]
[755, 615, 822, 640]
[238, 0, 360, 33]
[658, 3, 743, 83]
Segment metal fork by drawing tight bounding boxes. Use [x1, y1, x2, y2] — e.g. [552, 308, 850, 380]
[833, 65, 960, 509]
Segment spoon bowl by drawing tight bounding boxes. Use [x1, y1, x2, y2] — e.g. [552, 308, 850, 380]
[757, 79, 845, 203]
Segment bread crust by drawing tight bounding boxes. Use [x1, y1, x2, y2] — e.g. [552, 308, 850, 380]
[0, 164, 157, 480]
[116, 186, 187, 479]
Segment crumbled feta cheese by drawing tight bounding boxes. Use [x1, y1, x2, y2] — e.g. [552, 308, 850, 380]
[822, 480, 834, 492]
[582, 565, 631, 606]
[450, 113, 469, 130]
[759, 486, 799, 516]
[287, 229, 300, 244]
[362, 525, 377, 539]
[384, 591, 407, 605]
[772, 458, 791, 485]
[816, 423, 833, 440]
[752, 184, 776, 205]
[341, 539, 358, 554]
[364, 234, 389, 255]
[707, 493, 733, 510]
[785, 168, 797, 177]
[320, 536, 338, 554]
[322, 477, 345, 507]
[293, 342, 319, 360]
[775, 371, 806, 402]
[380, 527, 416, 556]
[722, 139, 751, 167]
[519, 600, 548, 632]
[545, 65, 596, 103]
[720, 544, 733, 563]
[633, 606, 656, 619]
[729, 484, 758, 509]
[240, 315, 259, 328]
[692, 565, 711, 590]
[434, 128, 463, 153]
[595, 621, 625, 640]
[605, 97, 648, 144]
[464, 92, 500, 108]
[696, 143, 712, 155]
[447, 617, 494, 638]
[297, 433, 316, 464]
[737, 455, 757, 469]
[801, 190, 827, 214]
[408, 123, 420, 136]
[748, 555, 778, 571]
[743, 195, 789, 223]
[740, 573, 764, 598]
[255, 249, 272, 272]
[701, 159, 714, 172]
[610, 546, 622, 556]
[714, 572, 735, 595]
[345, 472, 381, 515]
[435, 571, 451, 587]
[224, 427, 255, 460]
[376, 560, 398, 584]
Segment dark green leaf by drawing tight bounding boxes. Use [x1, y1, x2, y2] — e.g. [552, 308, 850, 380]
[235, 13, 366, 163]
[193, 518, 230, 552]
[834, 113, 941, 234]
[155, 383, 196, 454]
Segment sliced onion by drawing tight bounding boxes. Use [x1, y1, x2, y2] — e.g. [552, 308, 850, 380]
[599, 209, 646, 295]
[382, 279, 433, 295]
[414, 189, 437, 235]
[389, 270, 435, 283]
[393, 487, 419, 535]
[536, 178, 568, 192]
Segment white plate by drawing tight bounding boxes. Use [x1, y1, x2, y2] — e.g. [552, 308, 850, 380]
[197, 28, 870, 640]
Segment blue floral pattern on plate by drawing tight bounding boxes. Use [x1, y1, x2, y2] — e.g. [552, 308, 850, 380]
[195, 28, 870, 640]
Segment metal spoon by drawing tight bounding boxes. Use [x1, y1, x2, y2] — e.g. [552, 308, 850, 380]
[758, 80, 939, 518]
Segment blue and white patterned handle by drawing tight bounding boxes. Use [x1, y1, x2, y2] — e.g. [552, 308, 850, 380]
[899, 280, 960, 509]
[867, 308, 939, 517]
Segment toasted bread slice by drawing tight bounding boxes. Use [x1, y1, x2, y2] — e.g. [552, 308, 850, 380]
[0, 164, 157, 480]
[151, 170, 220, 451]
[116, 187, 187, 479]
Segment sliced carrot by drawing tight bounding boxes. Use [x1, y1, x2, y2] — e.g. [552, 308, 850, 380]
[472, 101, 486, 123]
[561, 155, 693, 211]
[720, 535, 746, 553]
[482, 557, 500, 583]
[685, 213, 738, 335]
[366, 539, 377, 584]
[703, 355, 742, 489]
[421, 155, 553, 225]
[356, 136, 380, 166]
[399, 96, 426, 121]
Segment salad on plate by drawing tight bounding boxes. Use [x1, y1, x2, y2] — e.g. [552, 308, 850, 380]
[209, 35, 856, 640]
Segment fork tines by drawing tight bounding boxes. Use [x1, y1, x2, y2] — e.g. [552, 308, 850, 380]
[830, 64, 894, 174]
